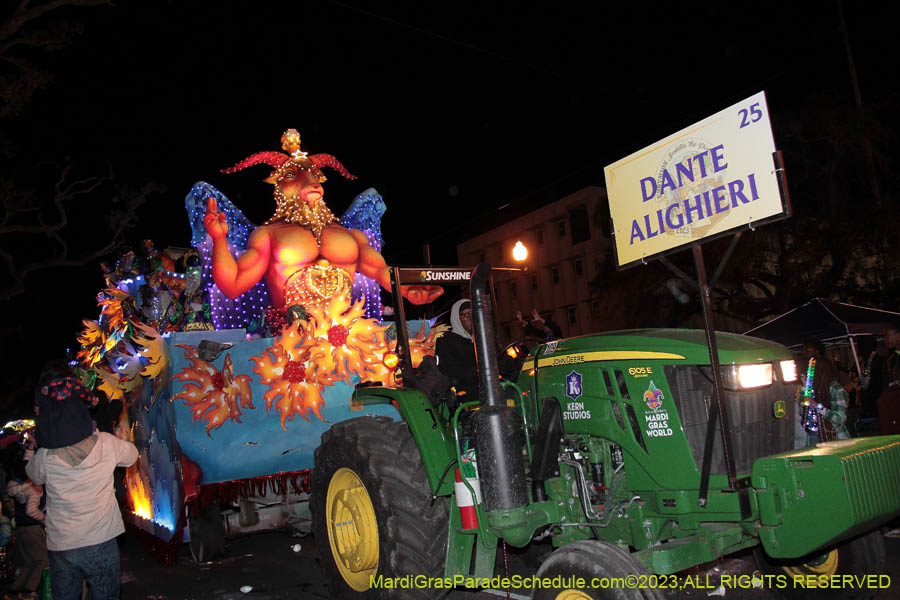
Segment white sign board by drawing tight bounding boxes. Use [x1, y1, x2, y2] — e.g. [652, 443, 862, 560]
[604, 91, 787, 268]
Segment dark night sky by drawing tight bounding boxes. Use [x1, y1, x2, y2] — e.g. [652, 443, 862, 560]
[2, 0, 897, 381]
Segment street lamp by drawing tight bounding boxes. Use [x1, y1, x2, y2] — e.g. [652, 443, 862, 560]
[512, 240, 528, 262]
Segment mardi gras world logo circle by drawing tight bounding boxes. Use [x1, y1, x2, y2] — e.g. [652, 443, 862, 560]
[643, 381, 664, 410]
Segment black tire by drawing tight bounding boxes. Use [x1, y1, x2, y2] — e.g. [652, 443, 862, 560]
[532, 540, 663, 600]
[311, 416, 449, 600]
[188, 502, 225, 564]
[753, 530, 886, 599]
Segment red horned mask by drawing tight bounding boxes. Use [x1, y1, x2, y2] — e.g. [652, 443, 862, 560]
[221, 128, 356, 183]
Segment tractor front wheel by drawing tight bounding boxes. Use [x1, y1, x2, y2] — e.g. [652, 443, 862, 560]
[532, 540, 663, 600]
[311, 416, 449, 600]
[753, 530, 886, 599]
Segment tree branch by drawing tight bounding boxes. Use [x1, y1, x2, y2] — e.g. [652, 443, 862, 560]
[0, 176, 163, 302]
[0, 0, 107, 48]
[0, 161, 111, 235]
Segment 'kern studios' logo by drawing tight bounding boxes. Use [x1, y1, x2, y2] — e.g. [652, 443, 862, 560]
[566, 371, 583, 401]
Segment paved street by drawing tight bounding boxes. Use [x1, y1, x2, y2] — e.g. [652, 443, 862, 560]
[118, 527, 900, 600]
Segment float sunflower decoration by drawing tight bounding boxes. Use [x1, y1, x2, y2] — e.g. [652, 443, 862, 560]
[76, 288, 137, 390]
[249, 320, 325, 429]
[99, 288, 133, 334]
[172, 346, 254, 437]
[76, 320, 106, 367]
[406, 322, 448, 367]
[249, 293, 391, 429]
[366, 322, 449, 386]
[301, 294, 390, 385]
[97, 366, 128, 403]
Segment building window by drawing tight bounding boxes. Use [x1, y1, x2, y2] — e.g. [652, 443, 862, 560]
[511, 281, 518, 297]
[569, 205, 591, 244]
[574, 258, 584, 277]
[567, 306, 577, 325]
[552, 267, 560, 284]
[531, 275, 537, 290]
[557, 220, 566, 237]
[536, 229, 544, 245]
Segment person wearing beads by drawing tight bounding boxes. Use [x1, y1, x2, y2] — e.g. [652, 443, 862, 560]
[204, 129, 441, 311]
[802, 341, 850, 443]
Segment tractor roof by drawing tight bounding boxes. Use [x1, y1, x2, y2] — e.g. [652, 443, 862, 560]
[529, 329, 791, 366]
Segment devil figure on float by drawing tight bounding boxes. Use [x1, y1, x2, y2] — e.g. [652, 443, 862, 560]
[202, 129, 440, 312]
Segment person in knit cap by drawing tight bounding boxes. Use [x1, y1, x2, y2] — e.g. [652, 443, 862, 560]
[26, 369, 137, 600]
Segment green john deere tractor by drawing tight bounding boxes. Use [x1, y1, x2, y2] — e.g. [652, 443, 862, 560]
[310, 263, 900, 599]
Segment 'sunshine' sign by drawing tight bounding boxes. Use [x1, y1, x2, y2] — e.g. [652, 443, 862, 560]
[604, 91, 787, 269]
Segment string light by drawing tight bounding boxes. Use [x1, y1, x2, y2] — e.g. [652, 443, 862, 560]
[186, 182, 269, 331]
[284, 264, 351, 309]
[800, 357, 821, 433]
[266, 191, 338, 243]
[340, 188, 387, 320]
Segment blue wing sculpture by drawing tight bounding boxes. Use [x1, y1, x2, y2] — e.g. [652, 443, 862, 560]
[340, 187, 387, 320]
[185, 182, 270, 332]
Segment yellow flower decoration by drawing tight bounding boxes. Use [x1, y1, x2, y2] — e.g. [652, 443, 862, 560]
[302, 294, 389, 386]
[249, 321, 325, 429]
[172, 346, 254, 437]
[133, 322, 168, 380]
[366, 322, 448, 385]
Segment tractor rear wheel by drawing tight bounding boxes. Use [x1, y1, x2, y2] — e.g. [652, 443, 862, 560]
[311, 416, 449, 600]
[753, 530, 886, 599]
[532, 540, 663, 600]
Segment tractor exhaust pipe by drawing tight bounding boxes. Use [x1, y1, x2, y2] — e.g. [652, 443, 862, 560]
[469, 263, 528, 511]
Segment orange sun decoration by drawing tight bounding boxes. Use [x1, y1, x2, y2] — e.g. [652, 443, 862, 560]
[249, 320, 325, 429]
[301, 294, 390, 386]
[171, 345, 254, 437]
[249, 294, 390, 429]
[367, 322, 449, 385]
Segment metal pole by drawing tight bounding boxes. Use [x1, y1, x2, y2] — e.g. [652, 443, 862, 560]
[694, 245, 740, 508]
[389, 267, 414, 382]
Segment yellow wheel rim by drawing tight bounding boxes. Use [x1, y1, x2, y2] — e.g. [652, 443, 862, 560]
[555, 591, 593, 600]
[325, 467, 379, 591]
[782, 548, 839, 580]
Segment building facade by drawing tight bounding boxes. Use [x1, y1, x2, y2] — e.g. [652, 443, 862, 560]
[456, 186, 611, 344]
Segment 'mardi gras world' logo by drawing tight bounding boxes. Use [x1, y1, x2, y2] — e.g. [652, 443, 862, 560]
[643, 381, 664, 410]
[643, 381, 673, 438]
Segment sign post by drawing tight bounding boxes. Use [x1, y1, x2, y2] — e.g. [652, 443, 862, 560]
[604, 92, 791, 510]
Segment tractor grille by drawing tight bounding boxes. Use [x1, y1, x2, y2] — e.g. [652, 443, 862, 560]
[665, 365, 795, 475]
[842, 440, 900, 524]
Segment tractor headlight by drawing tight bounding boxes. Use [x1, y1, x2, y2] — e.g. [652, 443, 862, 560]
[779, 359, 798, 383]
[737, 363, 773, 389]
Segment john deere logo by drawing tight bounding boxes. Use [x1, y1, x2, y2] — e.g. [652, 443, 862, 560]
[773, 400, 786, 419]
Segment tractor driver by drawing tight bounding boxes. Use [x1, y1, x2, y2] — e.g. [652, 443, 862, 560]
[436, 299, 522, 399]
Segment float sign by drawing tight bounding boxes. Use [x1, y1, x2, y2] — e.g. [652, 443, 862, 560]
[604, 91, 787, 269]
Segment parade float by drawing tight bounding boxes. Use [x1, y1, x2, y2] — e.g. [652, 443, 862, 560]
[73, 125, 900, 597]
[73, 130, 443, 562]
